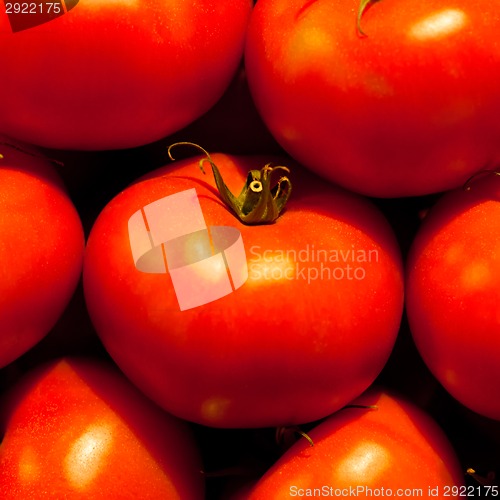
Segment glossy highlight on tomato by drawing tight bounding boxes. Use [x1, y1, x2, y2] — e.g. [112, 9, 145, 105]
[0, 357, 204, 499]
[406, 173, 500, 421]
[242, 388, 464, 499]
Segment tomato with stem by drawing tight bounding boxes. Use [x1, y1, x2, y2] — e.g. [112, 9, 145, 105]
[84, 146, 404, 428]
[241, 388, 464, 499]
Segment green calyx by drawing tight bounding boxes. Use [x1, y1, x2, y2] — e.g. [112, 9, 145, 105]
[167, 142, 292, 225]
[357, 0, 382, 36]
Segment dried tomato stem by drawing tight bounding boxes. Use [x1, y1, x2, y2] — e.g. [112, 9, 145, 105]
[168, 141, 292, 225]
[463, 169, 500, 191]
[0, 140, 64, 166]
[466, 468, 497, 486]
[276, 426, 314, 447]
[357, 0, 382, 36]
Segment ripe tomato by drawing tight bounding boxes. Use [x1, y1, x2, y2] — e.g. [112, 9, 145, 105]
[0, 140, 84, 368]
[0, 1, 252, 150]
[0, 357, 204, 499]
[83, 150, 404, 428]
[242, 388, 464, 499]
[245, 0, 500, 197]
[406, 173, 500, 421]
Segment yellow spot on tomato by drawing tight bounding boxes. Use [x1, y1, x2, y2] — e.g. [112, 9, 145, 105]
[284, 25, 334, 83]
[445, 244, 464, 265]
[280, 126, 301, 143]
[19, 447, 40, 484]
[362, 73, 394, 98]
[460, 261, 491, 290]
[200, 397, 231, 423]
[443, 368, 458, 388]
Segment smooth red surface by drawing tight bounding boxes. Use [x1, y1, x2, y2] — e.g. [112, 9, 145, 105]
[245, 0, 500, 197]
[407, 175, 500, 420]
[0, 358, 204, 499]
[0, 1, 252, 150]
[0, 140, 84, 368]
[83, 153, 404, 428]
[243, 388, 464, 499]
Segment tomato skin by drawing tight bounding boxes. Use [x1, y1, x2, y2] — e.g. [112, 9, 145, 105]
[83, 153, 404, 428]
[0, 141, 84, 368]
[242, 388, 464, 499]
[0, 357, 204, 499]
[0, 1, 252, 150]
[245, 0, 500, 197]
[406, 175, 500, 421]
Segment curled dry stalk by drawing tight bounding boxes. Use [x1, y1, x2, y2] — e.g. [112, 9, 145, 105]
[0, 140, 64, 167]
[467, 468, 497, 486]
[357, 0, 382, 36]
[275, 405, 378, 450]
[463, 169, 500, 191]
[167, 142, 292, 225]
[276, 426, 315, 448]
[295, 0, 381, 36]
[341, 404, 378, 411]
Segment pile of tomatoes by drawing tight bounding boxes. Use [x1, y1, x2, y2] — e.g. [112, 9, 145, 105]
[1, 1, 499, 498]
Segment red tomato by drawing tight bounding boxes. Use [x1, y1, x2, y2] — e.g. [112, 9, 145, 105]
[406, 173, 500, 421]
[241, 388, 464, 499]
[83, 151, 404, 427]
[0, 357, 204, 499]
[245, 0, 500, 197]
[0, 140, 84, 368]
[0, 1, 252, 150]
